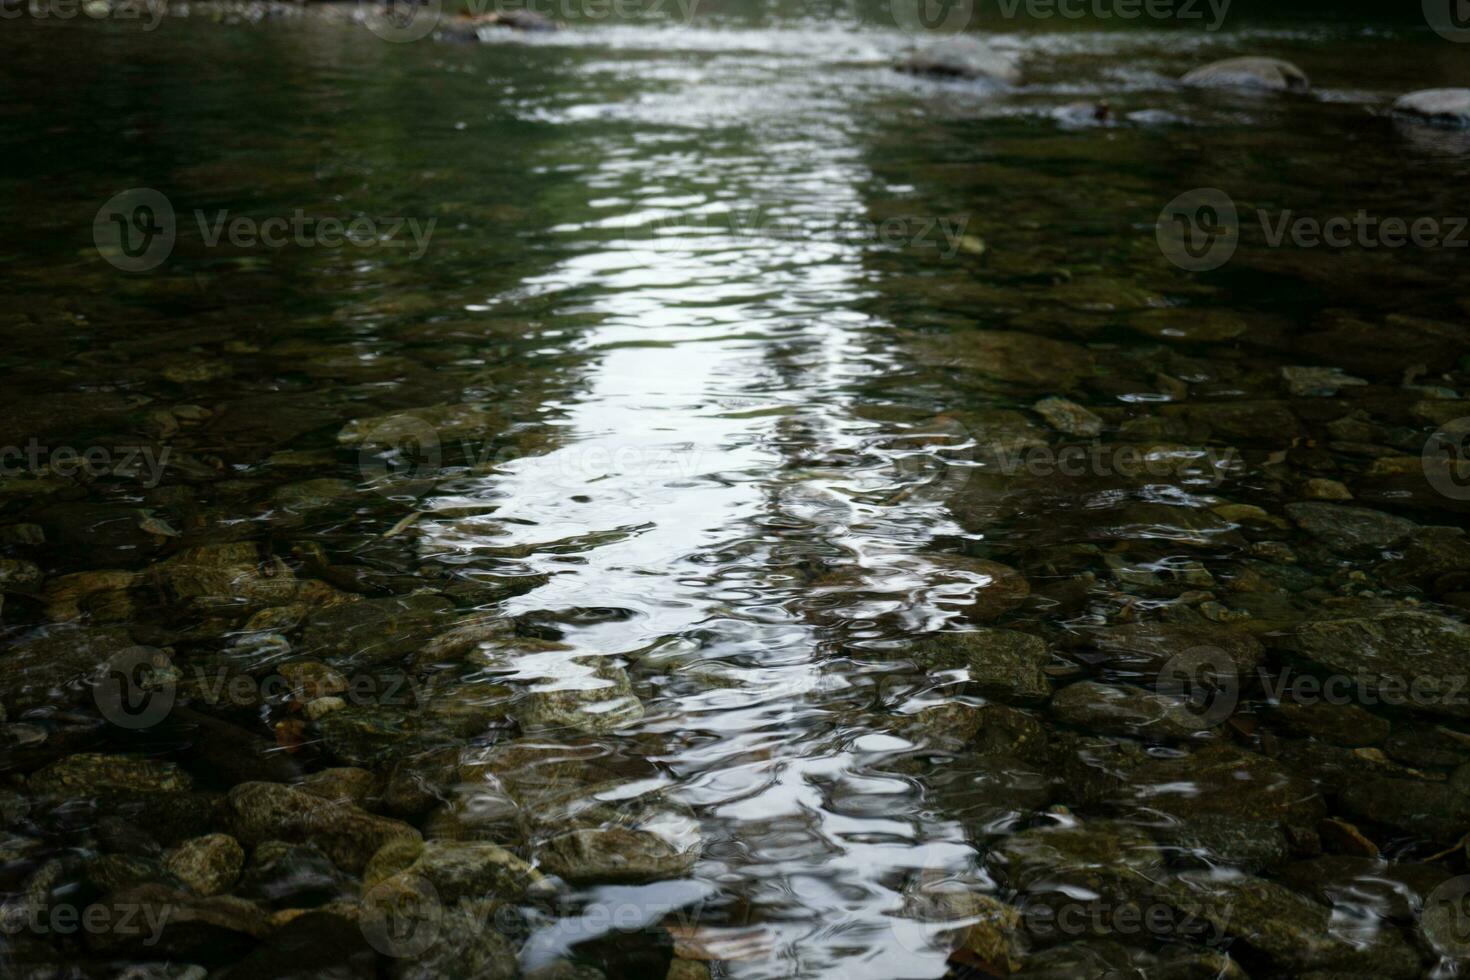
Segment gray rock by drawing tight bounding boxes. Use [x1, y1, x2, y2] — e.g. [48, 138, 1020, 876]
[0, 624, 135, 716]
[237, 841, 354, 908]
[301, 594, 455, 667]
[535, 826, 699, 883]
[1338, 774, 1470, 843]
[1266, 700, 1390, 747]
[1291, 609, 1470, 720]
[226, 781, 421, 872]
[986, 820, 1165, 920]
[1082, 622, 1264, 675]
[1286, 502, 1417, 556]
[1392, 88, 1470, 128]
[896, 37, 1020, 84]
[1281, 366, 1368, 397]
[917, 330, 1095, 389]
[1050, 680, 1215, 739]
[1181, 56, 1309, 92]
[911, 629, 1052, 702]
[84, 883, 271, 958]
[363, 838, 544, 903]
[513, 658, 645, 735]
[1032, 397, 1102, 437]
[1161, 872, 1421, 978]
[164, 834, 244, 896]
[1115, 744, 1325, 843]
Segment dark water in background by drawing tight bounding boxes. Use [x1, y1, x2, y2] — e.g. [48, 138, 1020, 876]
[3, 4, 1470, 979]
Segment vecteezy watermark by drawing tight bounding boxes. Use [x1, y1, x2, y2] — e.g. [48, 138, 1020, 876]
[1424, 0, 1470, 43]
[94, 646, 471, 731]
[94, 188, 435, 271]
[0, 0, 169, 29]
[990, 442, 1238, 486]
[615, 203, 974, 260]
[0, 899, 171, 946]
[1021, 894, 1229, 945]
[1158, 188, 1469, 272]
[1, 440, 171, 488]
[1424, 418, 1470, 501]
[1157, 649, 1470, 727]
[876, 0, 1229, 38]
[1422, 875, 1470, 960]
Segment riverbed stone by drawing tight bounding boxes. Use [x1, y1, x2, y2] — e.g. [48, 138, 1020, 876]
[911, 629, 1052, 702]
[535, 825, 699, 883]
[1337, 773, 1470, 843]
[226, 781, 421, 872]
[918, 330, 1095, 390]
[164, 833, 245, 896]
[1080, 622, 1263, 676]
[1289, 608, 1470, 720]
[1050, 680, 1214, 739]
[149, 542, 298, 610]
[1285, 502, 1417, 556]
[300, 593, 455, 667]
[238, 841, 355, 908]
[986, 820, 1165, 918]
[0, 623, 136, 715]
[1266, 700, 1390, 747]
[84, 883, 272, 959]
[1181, 56, 1309, 92]
[364, 838, 544, 903]
[30, 752, 192, 800]
[338, 402, 503, 447]
[1392, 88, 1470, 128]
[513, 658, 645, 735]
[1161, 872, 1421, 978]
[1032, 396, 1102, 437]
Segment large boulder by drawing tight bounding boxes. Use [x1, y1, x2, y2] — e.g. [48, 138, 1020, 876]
[1181, 56, 1309, 93]
[1391, 88, 1470, 128]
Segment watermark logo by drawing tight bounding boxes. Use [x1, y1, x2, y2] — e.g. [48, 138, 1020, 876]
[0, 0, 169, 29]
[889, 0, 973, 36]
[1424, 419, 1470, 501]
[95, 190, 436, 270]
[1156, 188, 1237, 272]
[355, 415, 445, 488]
[361, 0, 442, 41]
[95, 187, 175, 272]
[1425, 0, 1470, 43]
[1157, 646, 1241, 727]
[361, 875, 444, 957]
[1422, 876, 1470, 959]
[93, 646, 178, 731]
[1159, 187, 1468, 271]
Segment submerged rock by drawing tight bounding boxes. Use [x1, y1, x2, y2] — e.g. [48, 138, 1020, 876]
[164, 833, 244, 896]
[1050, 680, 1215, 739]
[1285, 502, 1417, 557]
[1081, 622, 1264, 676]
[1290, 609, 1470, 720]
[0, 624, 136, 716]
[238, 841, 354, 909]
[1391, 88, 1470, 128]
[917, 330, 1095, 389]
[226, 781, 421, 872]
[149, 543, 298, 610]
[363, 838, 544, 903]
[896, 37, 1020, 84]
[85, 884, 271, 959]
[301, 593, 454, 667]
[1161, 872, 1421, 977]
[1032, 396, 1102, 438]
[535, 825, 699, 883]
[911, 629, 1052, 702]
[31, 753, 192, 800]
[986, 820, 1165, 921]
[1181, 56, 1309, 93]
[513, 657, 645, 735]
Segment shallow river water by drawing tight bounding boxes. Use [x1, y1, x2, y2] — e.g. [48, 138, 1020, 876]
[3, 5, 1470, 979]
